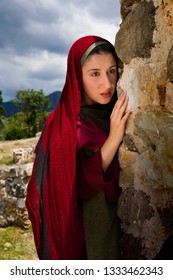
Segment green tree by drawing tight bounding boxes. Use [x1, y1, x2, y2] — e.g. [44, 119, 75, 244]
[3, 112, 28, 140]
[13, 89, 51, 137]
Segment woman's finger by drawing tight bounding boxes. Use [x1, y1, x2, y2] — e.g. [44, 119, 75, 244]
[110, 91, 127, 117]
[111, 93, 129, 120]
[117, 95, 129, 119]
[122, 110, 131, 123]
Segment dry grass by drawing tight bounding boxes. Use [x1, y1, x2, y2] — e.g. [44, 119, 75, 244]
[0, 226, 38, 260]
[0, 137, 38, 161]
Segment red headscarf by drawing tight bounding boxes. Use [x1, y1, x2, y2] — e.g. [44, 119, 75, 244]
[26, 35, 111, 260]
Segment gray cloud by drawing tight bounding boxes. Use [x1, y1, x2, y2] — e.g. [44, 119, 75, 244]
[0, 0, 120, 102]
[0, 0, 70, 54]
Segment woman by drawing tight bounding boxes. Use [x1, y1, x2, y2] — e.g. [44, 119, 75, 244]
[26, 35, 130, 260]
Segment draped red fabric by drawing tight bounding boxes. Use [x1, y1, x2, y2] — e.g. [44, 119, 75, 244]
[26, 35, 110, 260]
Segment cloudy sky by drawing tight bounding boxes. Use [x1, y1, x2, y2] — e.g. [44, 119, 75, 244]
[0, 0, 121, 102]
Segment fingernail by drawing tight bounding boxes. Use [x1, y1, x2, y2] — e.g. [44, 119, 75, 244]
[120, 91, 125, 96]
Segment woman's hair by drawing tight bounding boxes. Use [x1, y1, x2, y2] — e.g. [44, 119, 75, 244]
[85, 42, 120, 81]
[88, 42, 118, 63]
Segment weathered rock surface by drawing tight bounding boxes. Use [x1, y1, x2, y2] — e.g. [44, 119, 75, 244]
[116, 0, 173, 259]
[0, 135, 36, 229]
[0, 163, 33, 227]
[115, 1, 156, 64]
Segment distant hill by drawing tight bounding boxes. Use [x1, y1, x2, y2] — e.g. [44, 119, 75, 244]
[46, 91, 61, 112]
[3, 91, 61, 117]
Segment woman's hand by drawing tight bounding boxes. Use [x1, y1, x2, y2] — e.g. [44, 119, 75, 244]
[109, 91, 131, 146]
[101, 91, 131, 172]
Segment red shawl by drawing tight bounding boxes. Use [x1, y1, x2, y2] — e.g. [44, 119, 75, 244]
[26, 35, 110, 259]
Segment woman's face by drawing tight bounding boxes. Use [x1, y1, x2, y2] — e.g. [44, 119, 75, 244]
[82, 52, 117, 105]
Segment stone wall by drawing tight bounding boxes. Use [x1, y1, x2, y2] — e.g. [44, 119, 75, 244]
[115, 0, 173, 259]
[0, 139, 37, 227]
[0, 163, 33, 228]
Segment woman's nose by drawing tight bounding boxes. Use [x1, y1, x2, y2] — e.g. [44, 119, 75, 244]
[102, 73, 111, 89]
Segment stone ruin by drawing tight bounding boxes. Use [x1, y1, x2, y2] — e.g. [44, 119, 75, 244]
[13, 147, 35, 164]
[115, 0, 173, 259]
[0, 163, 33, 228]
[0, 147, 35, 228]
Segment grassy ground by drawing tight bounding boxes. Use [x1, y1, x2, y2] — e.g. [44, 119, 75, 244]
[0, 226, 38, 260]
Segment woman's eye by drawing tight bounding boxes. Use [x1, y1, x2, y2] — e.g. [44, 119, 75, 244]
[91, 72, 100, 77]
[108, 68, 116, 74]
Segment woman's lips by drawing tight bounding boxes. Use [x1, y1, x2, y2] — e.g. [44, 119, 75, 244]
[100, 92, 111, 98]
